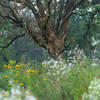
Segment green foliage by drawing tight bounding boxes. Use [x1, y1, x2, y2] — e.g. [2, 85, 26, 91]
[0, 77, 9, 91]
[0, 58, 100, 100]
[67, 4, 100, 57]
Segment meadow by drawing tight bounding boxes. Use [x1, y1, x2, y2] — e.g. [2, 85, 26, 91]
[0, 48, 100, 100]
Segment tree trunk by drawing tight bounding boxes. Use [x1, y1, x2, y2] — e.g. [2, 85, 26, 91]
[27, 23, 67, 60]
[45, 33, 66, 59]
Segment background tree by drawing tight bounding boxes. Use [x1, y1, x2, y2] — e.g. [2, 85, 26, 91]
[66, 2, 100, 57]
[0, 0, 100, 59]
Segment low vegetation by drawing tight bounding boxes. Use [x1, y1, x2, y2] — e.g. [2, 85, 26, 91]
[0, 49, 100, 100]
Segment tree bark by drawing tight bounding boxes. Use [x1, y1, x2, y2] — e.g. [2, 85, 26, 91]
[45, 34, 66, 59]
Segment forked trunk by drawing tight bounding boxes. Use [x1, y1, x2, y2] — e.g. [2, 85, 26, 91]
[45, 33, 66, 59]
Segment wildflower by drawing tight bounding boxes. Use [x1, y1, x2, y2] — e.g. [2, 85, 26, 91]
[26, 70, 32, 73]
[16, 71, 19, 73]
[3, 65, 7, 68]
[8, 84, 12, 87]
[15, 89, 22, 95]
[34, 84, 38, 87]
[42, 78, 47, 81]
[24, 94, 29, 97]
[0, 82, 37, 100]
[24, 69, 39, 74]
[15, 80, 19, 83]
[92, 63, 97, 67]
[82, 78, 100, 100]
[25, 91, 30, 94]
[19, 83, 24, 86]
[9, 60, 16, 65]
[16, 65, 21, 67]
[42, 63, 45, 66]
[25, 95, 37, 100]
[16, 68, 19, 70]
[9, 80, 13, 84]
[5, 91, 9, 95]
[4, 75, 9, 78]
[8, 64, 12, 69]
[11, 88, 22, 95]
[32, 70, 39, 73]
[1, 93, 6, 96]
[21, 64, 26, 66]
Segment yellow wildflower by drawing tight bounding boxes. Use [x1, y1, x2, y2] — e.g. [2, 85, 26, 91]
[8, 84, 12, 87]
[8, 64, 12, 69]
[16, 68, 19, 70]
[16, 65, 21, 67]
[2, 93, 6, 96]
[16, 71, 19, 73]
[15, 80, 19, 83]
[21, 87, 24, 89]
[42, 78, 47, 81]
[19, 83, 24, 86]
[32, 70, 39, 73]
[9, 60, 16, 65]
[4, 75, 9, 78]
[34, 84, 38, 87]
[24, 94, 29, 96]
[5, 91, 9, 94]
[21, 64, 26, 66]
[42, 63, 45, 66]
[3, 65, 7, 68]
[26, 70, 32, 73]
[24, 69, 39, 74]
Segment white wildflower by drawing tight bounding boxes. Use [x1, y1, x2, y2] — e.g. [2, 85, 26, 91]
[25, 95, 36, 100]
[82, 78, 100, 100]
[0, 80, 37, 100]
[92, 63, 97, 67]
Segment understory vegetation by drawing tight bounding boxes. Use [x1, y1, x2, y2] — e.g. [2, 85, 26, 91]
[0, 48, 100, 100]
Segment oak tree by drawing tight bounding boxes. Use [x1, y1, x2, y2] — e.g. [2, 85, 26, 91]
[0, 0, 100, 59]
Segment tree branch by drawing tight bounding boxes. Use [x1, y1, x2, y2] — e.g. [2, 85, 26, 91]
[0, 34, 25, 49]
[54, 0, 65, 34]
[77, 0, 100, 9]
[44, 0, 52, 31]
[83, 9, 99, 39]
[36, 0, 46, 18]
[26, 24, 47, 49]
[0, 1, 24, 27]
[23, 0, 44, 30]
[59, 1, 76, 34]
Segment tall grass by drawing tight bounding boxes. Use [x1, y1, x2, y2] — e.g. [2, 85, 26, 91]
[0, 48, 100, 100]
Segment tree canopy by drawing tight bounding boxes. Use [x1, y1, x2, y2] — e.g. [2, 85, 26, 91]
[0, 0, 100, 59]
